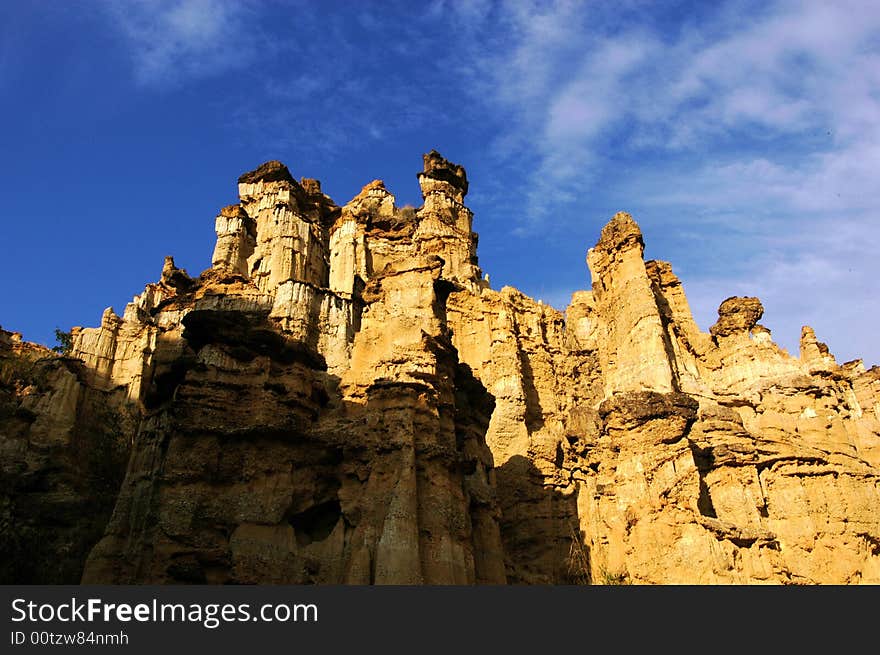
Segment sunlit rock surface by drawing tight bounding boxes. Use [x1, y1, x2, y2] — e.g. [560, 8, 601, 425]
[2, 152, 878, 584]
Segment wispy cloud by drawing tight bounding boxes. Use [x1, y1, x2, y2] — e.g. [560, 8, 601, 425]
[448, 0, 880, 363]
[203, 3, 507, 182]
[102, 0, 258, 86]
[101, 2, 451, 157]
[459, 0, 880, 223]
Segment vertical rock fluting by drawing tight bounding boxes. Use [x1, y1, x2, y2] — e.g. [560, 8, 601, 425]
[235, 160, 332, 293]
[212, 204, 256, 276]
[77, 154, 507, 584]
[414, 150, 484, 288]
[1, 151, 878, 585]
[573, 223, 880, 584]
[587, 212, 676, 395]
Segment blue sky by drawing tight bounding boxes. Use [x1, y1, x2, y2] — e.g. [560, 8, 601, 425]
[1, 0, 877, 366]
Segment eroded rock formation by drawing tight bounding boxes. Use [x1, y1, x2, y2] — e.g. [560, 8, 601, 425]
[1, 151, 878, 584]
[0, 330, 132, 583]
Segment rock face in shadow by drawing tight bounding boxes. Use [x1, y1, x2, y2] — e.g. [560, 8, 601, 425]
[2, 152, 879, 584]
[0, 331, 133, 583]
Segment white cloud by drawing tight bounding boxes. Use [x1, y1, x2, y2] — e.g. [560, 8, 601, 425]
[463, 0, 880, 217]
[103, 0, 256, 86]
[454, 0, 880, 363]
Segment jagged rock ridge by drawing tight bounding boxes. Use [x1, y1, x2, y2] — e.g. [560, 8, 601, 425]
[1, 152, 878, 584]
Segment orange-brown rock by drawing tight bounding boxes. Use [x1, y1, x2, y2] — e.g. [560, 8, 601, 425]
[1, 152, 878, 585]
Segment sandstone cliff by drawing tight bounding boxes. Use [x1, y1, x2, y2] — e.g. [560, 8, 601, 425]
[1, 152, 878, 584]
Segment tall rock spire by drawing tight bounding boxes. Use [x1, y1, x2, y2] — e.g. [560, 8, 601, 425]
[587, 212, 676, 396]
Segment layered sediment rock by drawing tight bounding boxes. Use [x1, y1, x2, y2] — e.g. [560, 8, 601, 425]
[1, 151, 878, 584]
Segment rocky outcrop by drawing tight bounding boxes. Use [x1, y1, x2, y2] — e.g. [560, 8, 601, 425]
[1, 152, 878, 585]
[0, 329, 133, 583]
[588, 212, 677, 395]
[710, 296, 765, 338]
[73, 156, 506, 584]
